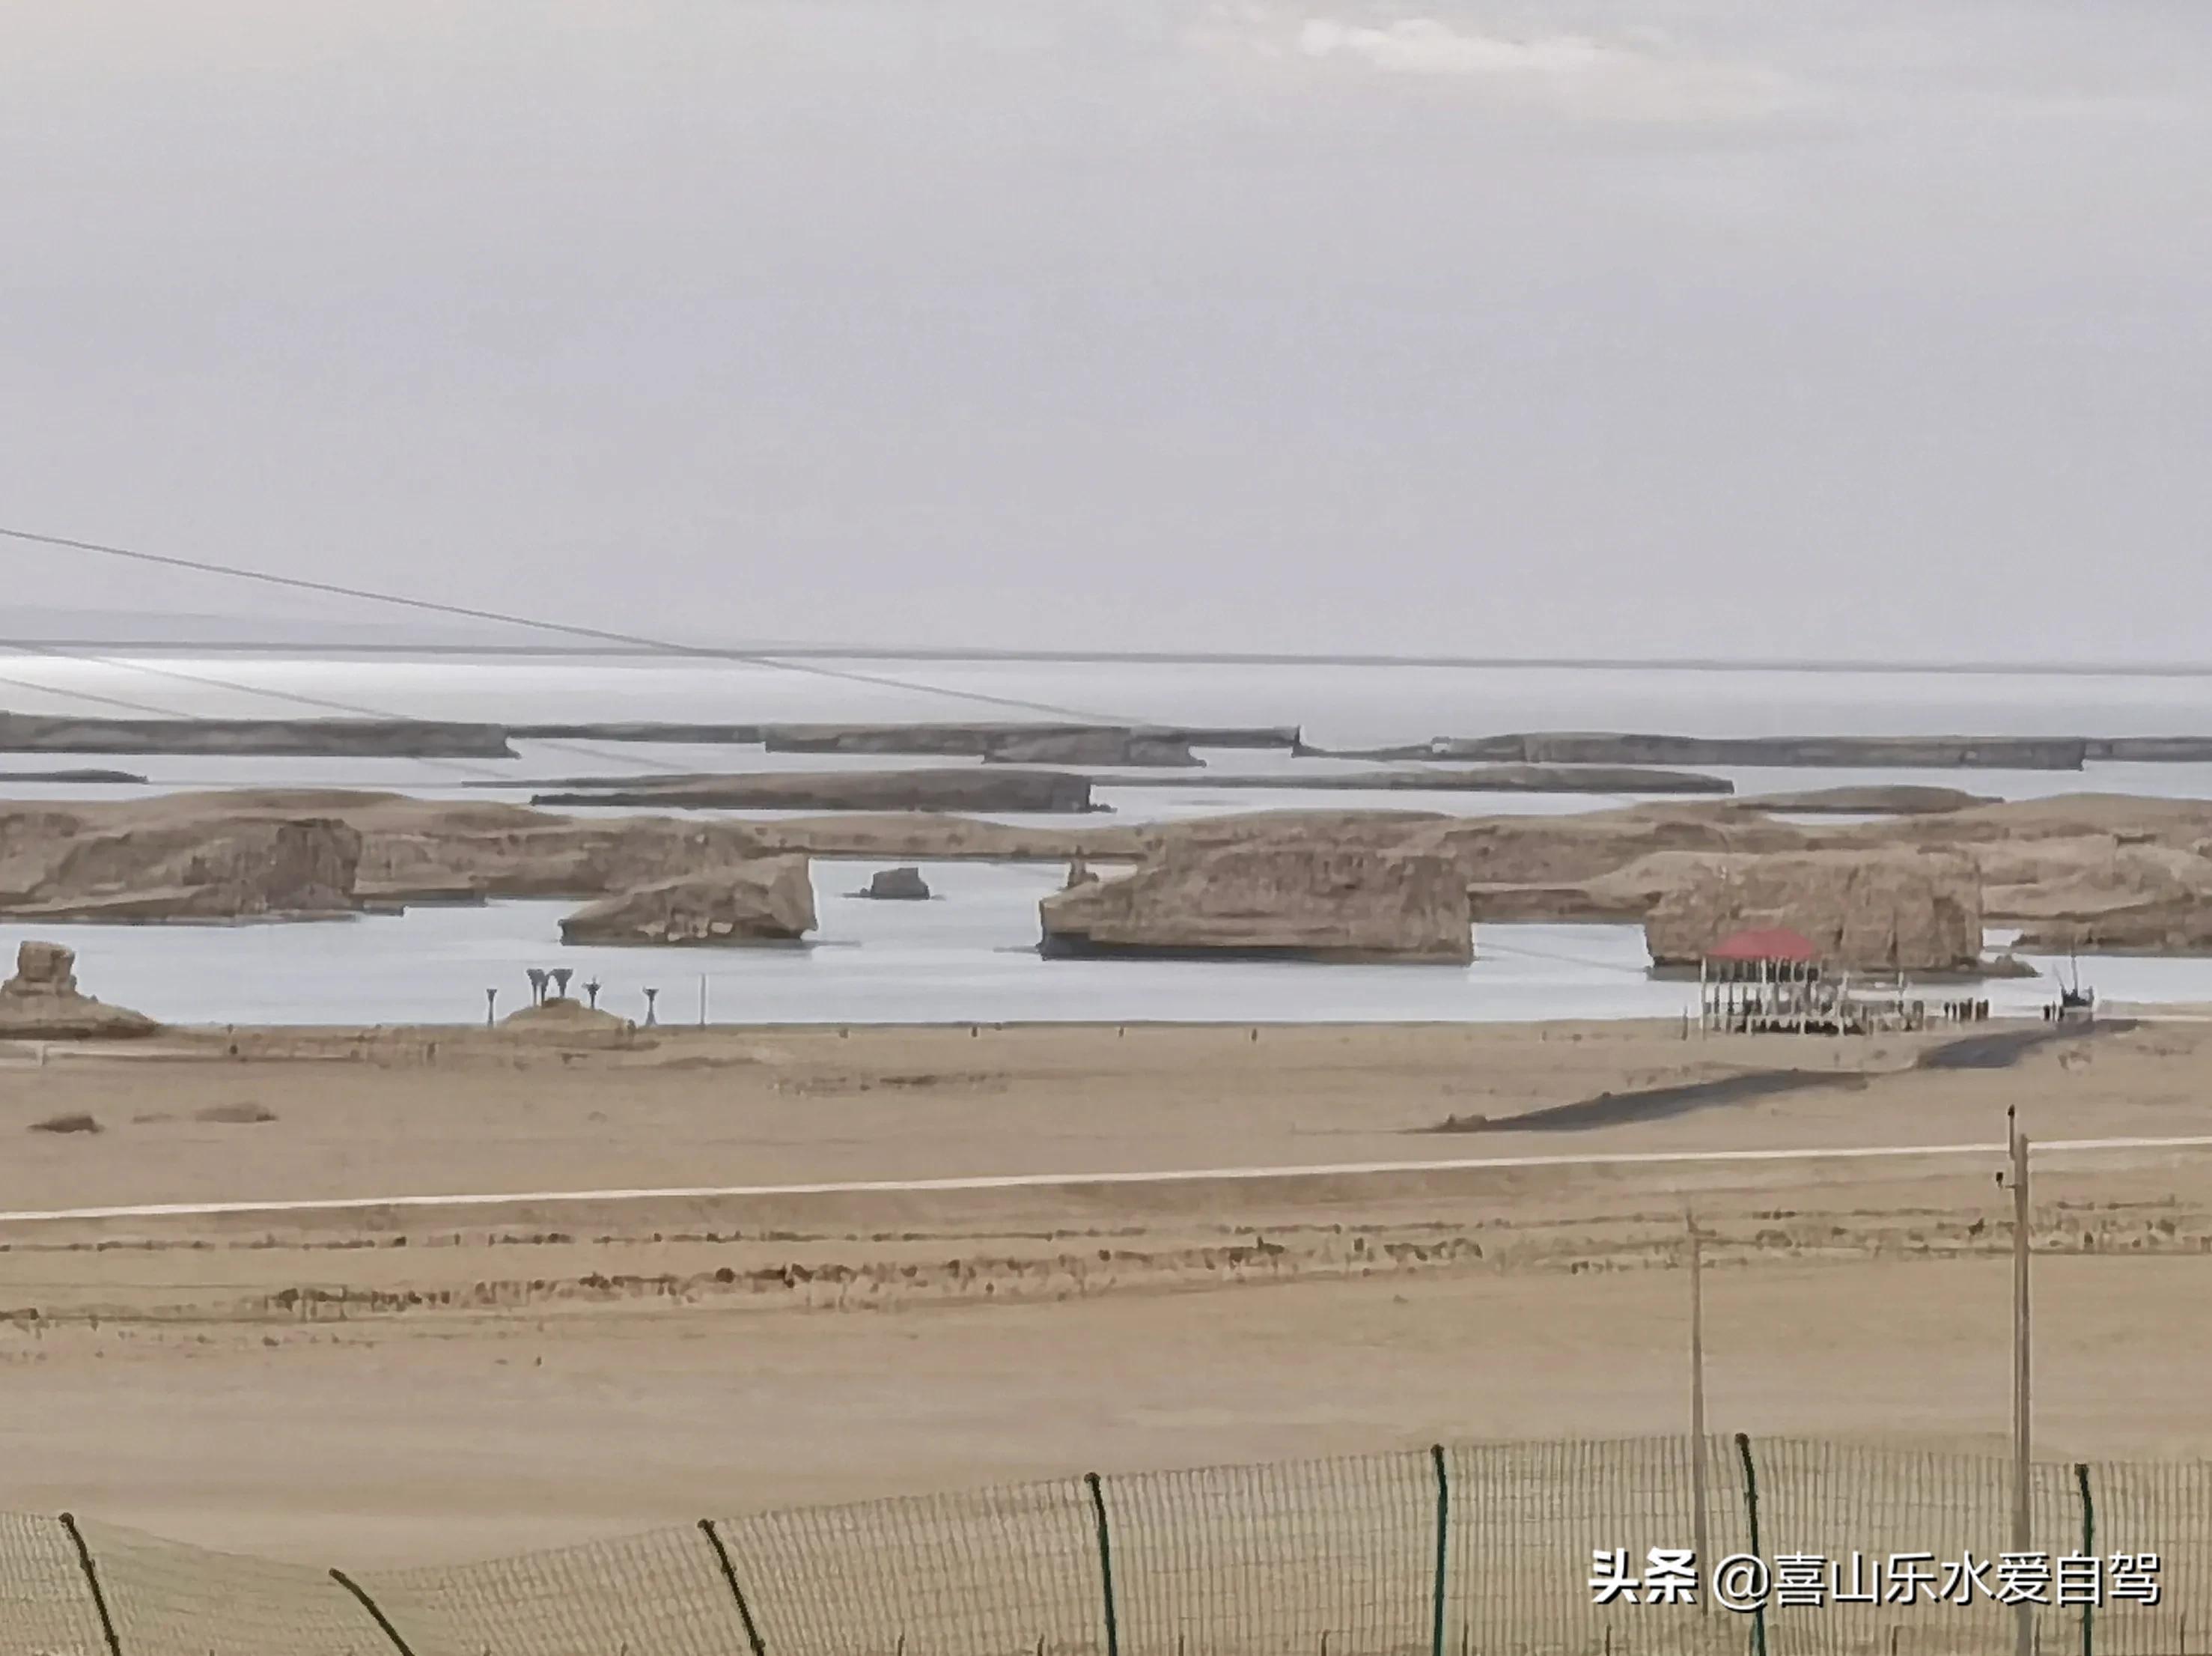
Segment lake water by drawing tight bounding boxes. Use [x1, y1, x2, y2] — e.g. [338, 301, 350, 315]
[0, 862, 2178, 1029]
[4, 655, 2210, 1025]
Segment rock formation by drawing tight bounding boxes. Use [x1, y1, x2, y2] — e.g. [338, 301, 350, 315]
[42, 710, 2212, 770]
[559, 856, 817, 946]
[0, 712, 514, 758]
[857, 866, 931, 900]
[0, 769, 147, 785]
[1735, 785, 1994, 815]
[1966, 837, 2212, 922]
[510, 722, 767, 744]
[14, 788, 2212, 945]
[2012, 901, 2212, 955]
[760, 722, 1298, 756]
[0, 942, 159, 1038]
[1039, 845, 1472, 963]
[2083, 738, 2212, 761]
[1326, 733, 2092, 770]
[531, 769, 1097, 814]
[1130, 765, 1732, 795]
[1643, 850, 1984, 972]
[342, 797, 778, 904]
[0, 816, 363, 921]
[511, 720, 1297, 753]
[982, 731, 1198, 767]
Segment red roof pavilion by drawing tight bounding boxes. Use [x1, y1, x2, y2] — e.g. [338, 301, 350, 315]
[1705, 927, 1820, 964]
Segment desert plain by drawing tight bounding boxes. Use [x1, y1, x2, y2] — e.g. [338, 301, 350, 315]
[1, 1012, 2207, 1568]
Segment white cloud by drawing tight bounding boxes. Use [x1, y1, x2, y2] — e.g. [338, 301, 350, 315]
[1291, 16, 1800, 123]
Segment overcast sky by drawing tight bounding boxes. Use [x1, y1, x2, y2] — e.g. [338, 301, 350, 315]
[4, 1, 2207, 660]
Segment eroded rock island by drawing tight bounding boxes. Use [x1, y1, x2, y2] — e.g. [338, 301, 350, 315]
[1040, 845, 1473, 964]
[0, 942, 159, 1038]
[558, 857, 817, 946]
[531, 770, 1096, 813]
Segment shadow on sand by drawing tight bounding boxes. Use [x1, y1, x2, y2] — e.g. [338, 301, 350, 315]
[1420, 1019, 2135, 1135]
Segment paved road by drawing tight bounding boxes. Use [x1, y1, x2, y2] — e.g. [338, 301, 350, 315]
[4, 1134, 2211, 1226]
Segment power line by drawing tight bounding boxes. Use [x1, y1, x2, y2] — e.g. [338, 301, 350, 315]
[1473, 937, 1660, 977]
[0, 657, 525, 782]
[0, 525, 1139, 725]
[0, 672, 192, 722]
[0, 640, 669, 779]
[6, 639, 477, 723]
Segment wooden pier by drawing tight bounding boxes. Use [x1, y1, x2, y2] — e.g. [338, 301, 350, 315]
[1695, 928, 1991, 1037]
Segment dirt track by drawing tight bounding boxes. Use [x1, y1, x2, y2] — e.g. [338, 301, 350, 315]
[1, 1017, 2207, 1565]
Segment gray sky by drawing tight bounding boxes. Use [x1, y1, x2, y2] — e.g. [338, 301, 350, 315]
[4, 0, 2208, 660]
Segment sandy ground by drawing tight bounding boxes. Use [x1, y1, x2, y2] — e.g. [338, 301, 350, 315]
[1, 1015, 2208, 1567]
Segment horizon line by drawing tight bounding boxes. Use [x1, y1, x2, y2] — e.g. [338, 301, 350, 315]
[8, 639, 2212, 678]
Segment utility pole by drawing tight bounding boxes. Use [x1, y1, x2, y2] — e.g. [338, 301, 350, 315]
[2008, 1107, 2033, 1656]
[1688, 1211, 1710, 1603]
[699, 973, 708, 1028]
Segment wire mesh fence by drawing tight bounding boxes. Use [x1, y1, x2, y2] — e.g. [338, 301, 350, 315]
[4, 1435, 2207, 1656]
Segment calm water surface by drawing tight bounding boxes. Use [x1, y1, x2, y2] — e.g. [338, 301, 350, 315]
[2, 658, 2207, 1024]
[0, 861, 2171, 1028]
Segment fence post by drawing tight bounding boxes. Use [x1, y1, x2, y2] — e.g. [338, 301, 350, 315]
[1431, 1445, 1451, 1656]
[1085, 1473, 1122, 1656]
[2076, 1464, 2094, 1656]
[698, 1519, 769, 1656]
[58, 1513, 124, 1656]
[1733, 1435, 1768, 1656]
[329, 1569, 419, 1656]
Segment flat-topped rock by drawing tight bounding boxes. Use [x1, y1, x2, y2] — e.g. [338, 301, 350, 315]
[1645, 850, 1984, 972]
[510, 722, 766, 744]
[856, 866, 932, 900]
[507, 720, 1299, 752]
[0, 817, 363, 922]
[2013, 901, 2212, 955]
[761, 722, 1297, 757]
[982, 731, 1198, 767]
[531, 769, 1097, 815]
[1734, 785, 1996, 815]
[1040, 844, 1472, 964]
[2084, 738, 2212, 762]
[0, 712, 514, 758]
[559, 856, 817, 946]
[0, 769, 147, 785]
[1326, 733, 2091, 770]
[17, 788, 2212, 941]
[1127, 764, 1733, 795]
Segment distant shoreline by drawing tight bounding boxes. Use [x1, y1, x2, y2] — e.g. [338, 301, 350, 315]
[10, 639, 2212, 677]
